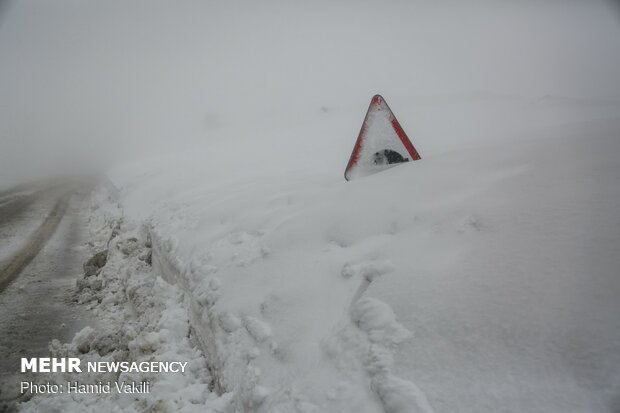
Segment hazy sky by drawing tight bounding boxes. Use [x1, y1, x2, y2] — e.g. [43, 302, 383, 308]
[1, 0, 619, 183]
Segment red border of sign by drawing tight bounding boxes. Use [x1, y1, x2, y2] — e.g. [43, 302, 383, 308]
[344, 95, 421, 181]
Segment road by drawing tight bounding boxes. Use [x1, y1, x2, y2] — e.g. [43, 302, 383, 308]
[0, 182, 95, 411]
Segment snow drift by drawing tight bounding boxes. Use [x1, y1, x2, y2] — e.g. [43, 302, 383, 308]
[102, 96, 620, 412]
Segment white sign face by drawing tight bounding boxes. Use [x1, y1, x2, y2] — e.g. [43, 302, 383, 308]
[345, 95, 421, 181]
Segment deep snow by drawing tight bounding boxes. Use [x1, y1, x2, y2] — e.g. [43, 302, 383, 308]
[19, 95, 620, 412]
[19, 187, 233, 412]
[103, 96, 620, 412]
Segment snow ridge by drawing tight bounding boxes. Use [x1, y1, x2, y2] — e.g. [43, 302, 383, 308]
[19, 187, 231, 412]
[149, 225, 432, 412]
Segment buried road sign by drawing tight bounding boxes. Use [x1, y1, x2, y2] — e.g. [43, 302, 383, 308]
[344, 95, 421, 181]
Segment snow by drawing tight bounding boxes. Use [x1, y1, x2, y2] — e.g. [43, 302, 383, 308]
[100, 96, 620, 412]
[19, 189, 233, 412]
[0, 187, 60, 263]
[19, 96, 620, 412]
[1, 1, 619, 411]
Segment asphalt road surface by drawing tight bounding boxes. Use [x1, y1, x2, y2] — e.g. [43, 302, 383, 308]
[0, 182, 95, 411]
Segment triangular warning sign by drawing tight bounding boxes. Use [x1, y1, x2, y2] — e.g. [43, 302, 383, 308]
[345, 95, 421, 181]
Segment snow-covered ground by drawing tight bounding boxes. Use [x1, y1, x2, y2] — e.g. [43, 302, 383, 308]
[15, 96, 620, 412]
[2, 1, 620, 411]
[18, 186, 233, 412]
[0, 192, 48, 264]
[92, 96, 620, 412]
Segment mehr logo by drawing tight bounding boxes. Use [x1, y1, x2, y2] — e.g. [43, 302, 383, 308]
[21, 358, 82, 373]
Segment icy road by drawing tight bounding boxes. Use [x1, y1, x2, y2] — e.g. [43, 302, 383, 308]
[0, 182, 94, 411]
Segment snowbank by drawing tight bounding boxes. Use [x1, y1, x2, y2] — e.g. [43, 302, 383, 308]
[104, 97, 620, 412]
[18, 186, 232, 412]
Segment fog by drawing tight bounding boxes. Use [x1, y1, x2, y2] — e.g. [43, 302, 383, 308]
[1, 0, 619, 186]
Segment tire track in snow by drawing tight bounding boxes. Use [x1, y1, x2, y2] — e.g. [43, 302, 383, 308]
[0, 189, 45, 228]
[0, 192, 70, 292]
